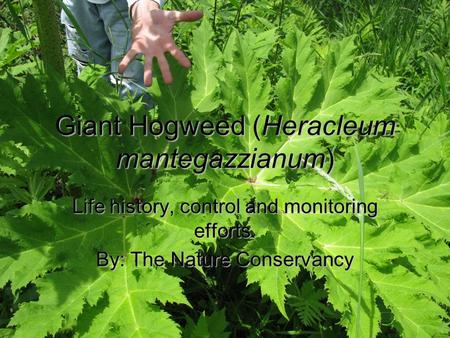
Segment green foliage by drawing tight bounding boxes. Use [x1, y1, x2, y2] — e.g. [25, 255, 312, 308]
[287, 281, 332, 327]
[183, 309, 229, 338]
[0, 27, 37, 76]
[0, 1, 449, 337]
[1, 0, 40, 78]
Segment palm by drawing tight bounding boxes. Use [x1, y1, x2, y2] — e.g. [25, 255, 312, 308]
[119, 7, 203, 86]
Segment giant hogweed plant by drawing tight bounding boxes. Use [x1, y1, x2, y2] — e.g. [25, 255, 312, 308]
[0, 19, 449, 337]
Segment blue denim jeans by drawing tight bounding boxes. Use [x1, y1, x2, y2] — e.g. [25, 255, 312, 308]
[61, 0, 152, 105]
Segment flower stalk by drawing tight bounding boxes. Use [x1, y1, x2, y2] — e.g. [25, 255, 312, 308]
[32, 0, 65, 77]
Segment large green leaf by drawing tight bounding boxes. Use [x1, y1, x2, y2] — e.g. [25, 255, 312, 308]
[0, 23, 448, 338]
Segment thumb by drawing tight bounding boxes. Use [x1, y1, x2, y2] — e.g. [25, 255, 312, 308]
[173, 10, 203, 22]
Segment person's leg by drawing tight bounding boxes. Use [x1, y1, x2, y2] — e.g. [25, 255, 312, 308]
[97, 0, 153, 106]
[61, 0, 111, 73]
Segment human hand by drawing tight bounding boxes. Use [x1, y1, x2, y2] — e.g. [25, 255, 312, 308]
[119, 0, 203, 86]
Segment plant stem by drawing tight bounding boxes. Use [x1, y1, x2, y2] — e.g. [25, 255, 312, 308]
[223, 0, 246, 51]
[354, 144, 366, 338]
[233, 0, 244, 28]
[31, 0, 65, 77]
[274, 0, 286, 65]
[213, 0, 218, 32]
[278, 0, 285, 28]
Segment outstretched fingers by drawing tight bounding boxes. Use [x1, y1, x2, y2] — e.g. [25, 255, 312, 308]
[119, 48, 138, 74]
[143, 56, 154, 87]
[169, 47, 191, 68]
[120, 9, 203, 86]
[157, 55, 173, 84]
